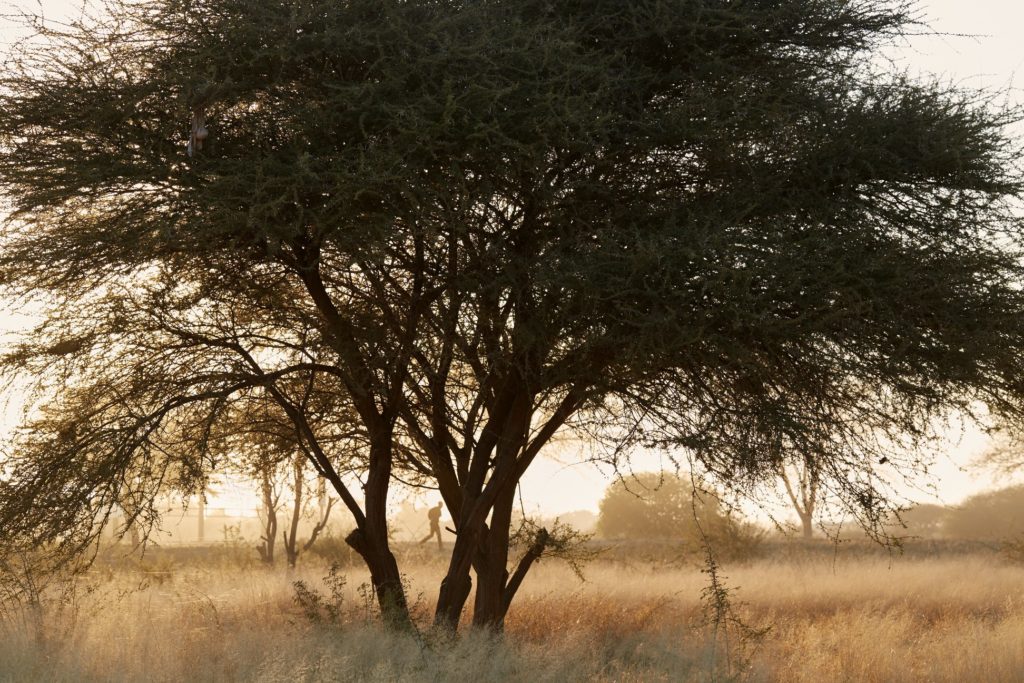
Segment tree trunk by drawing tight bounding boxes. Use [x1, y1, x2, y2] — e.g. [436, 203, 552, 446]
[282, 454, 303, 568]
[433, 521, 477, 630]
[433, 389, 535, 632]
[502, 526, 548, 616]
[303, 483, 335, 554]
[197, 491, 205, 543]
[780, 462, 819, 541]
[347, 435, 414, 631]
[471, 485, 515, 631]
[345, 526, 413, 630]
[800, 512, 814, 539]
[472, 553, 509, 631]
[257, 468, 277, 564]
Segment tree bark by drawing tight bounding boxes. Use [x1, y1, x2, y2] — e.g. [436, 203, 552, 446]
[471, 485, 515, 630]
[282, 454, 303, 568]
[347, 435, 414, 631]
[800, 511, 814, 540]
[433, 523, 477, 630]
[345, 526, 413, 631]
[257, 468, 278, 564]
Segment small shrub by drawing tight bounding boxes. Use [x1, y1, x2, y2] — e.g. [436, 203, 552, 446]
[292, 563, 347, 627]
[304, 533, 358, 566]
[1000, 535, 1024, 564]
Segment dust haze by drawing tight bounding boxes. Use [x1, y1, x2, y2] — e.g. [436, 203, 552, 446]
[3, 0, 1024, 681]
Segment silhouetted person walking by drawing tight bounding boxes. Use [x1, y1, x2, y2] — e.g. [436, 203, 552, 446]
[419, 502, 444, 549]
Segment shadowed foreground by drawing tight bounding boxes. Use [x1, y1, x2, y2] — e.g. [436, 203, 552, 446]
[2, 545, 1023, 682]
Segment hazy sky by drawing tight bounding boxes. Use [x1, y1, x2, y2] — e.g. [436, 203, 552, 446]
[2, 1, 1024, 519]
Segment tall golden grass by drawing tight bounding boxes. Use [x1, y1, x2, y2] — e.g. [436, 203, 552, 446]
[1, 546, 1022, 682]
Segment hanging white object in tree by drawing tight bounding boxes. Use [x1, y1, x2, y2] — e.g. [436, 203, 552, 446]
[187, 109, 208, 158]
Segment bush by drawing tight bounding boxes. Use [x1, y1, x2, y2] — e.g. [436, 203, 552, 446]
[303, 532, 359, 567]
[596, 473, 762, 560]
[945, 485, 1024, 541]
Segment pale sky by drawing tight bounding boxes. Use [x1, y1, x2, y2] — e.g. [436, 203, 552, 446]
[2, 1, 1024, 520]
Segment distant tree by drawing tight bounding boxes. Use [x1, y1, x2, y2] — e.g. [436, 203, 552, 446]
[281, 453, 336, 568]
[976, 430, 1024, 476]
[596, 472, 756, 552]
[944, 486, 1024, 541]
[214, 393, 340, 567]
[779, 457, 821, 540]
[896, 503, 949, 539]
[255, 464, 281, 565]
[4, 0, 1024, 634]
[217, 402, 287, 564]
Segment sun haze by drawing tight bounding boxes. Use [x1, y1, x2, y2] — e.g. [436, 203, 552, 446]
[4, 2, 1024, 679]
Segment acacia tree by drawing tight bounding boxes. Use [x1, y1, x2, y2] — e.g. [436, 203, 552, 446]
[225, 404, 287, 564]
[779, 458, 820, 540]
[773, 434, 834, 540]
[215, 395, 337, 566]
[4, 0, 1024, 634]
[977, 428, 1024, 476]
[279, 452, 337, 568]
[255, 462, 281, 565]
[595, 472, 755, 551]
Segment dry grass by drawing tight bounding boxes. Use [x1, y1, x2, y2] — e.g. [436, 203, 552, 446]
[2, 546, 1023, 682]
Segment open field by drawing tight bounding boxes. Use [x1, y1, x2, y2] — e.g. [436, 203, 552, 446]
[2, 542, 1023, 682]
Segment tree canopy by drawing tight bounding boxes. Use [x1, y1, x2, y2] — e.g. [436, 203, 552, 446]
[3, 0, 1024, 632]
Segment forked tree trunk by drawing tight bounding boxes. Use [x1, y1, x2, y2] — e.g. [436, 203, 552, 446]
[471, 484, 551, 632]
[302, 480, 335, 554]
[433, 389, 539, 632]
[433, 481, 512, 629]
[434, 481, 551, 633]
[780, 460, 819, 541]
